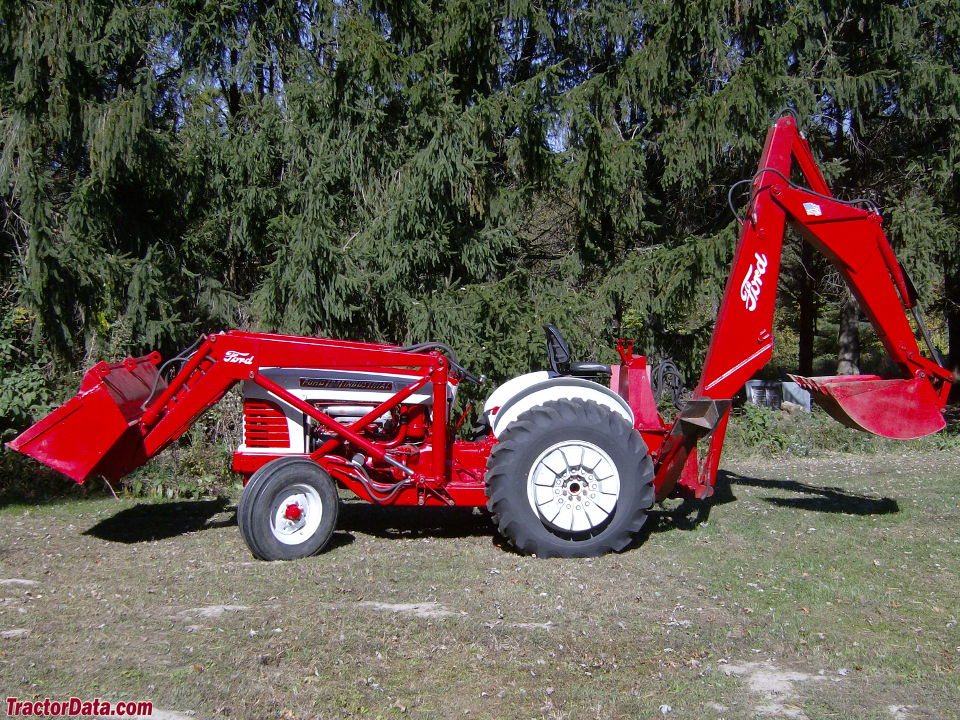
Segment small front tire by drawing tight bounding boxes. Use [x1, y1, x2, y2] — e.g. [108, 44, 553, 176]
[238, 457, 340, 561]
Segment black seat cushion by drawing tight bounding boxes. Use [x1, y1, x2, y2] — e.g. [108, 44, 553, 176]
[568, 361, 611, 376]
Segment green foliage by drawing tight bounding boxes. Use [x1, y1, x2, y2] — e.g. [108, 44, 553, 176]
[122, 391, 241, 499]
[725, 405, 960, 459]
[0, 302, 52, 440]
[728, 404, 792, 456]
[123, 443, 236, 500]
[0, 449, 95, 505]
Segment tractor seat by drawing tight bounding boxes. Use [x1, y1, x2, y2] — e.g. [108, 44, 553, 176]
[543, 325, 611, 377]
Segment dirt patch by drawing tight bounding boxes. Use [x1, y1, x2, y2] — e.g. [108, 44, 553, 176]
[721, 660, 830, 719]
[171, 604, 250, 620]
[359, 601, 457, 618]
[509, 621, 554, 630]
[0, 628, 29, 638]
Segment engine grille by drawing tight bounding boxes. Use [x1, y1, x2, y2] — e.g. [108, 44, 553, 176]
[243, 399, 290, 448]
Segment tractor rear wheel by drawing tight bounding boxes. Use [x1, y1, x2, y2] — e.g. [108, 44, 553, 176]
[238, 457, 340, 560]
[485, 399, 655, 558]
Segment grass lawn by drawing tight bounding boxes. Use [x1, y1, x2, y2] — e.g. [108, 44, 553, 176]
[0, 450, 957, 720]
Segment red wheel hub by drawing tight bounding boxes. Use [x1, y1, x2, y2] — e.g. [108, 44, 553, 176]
[283, 502, 303, 522]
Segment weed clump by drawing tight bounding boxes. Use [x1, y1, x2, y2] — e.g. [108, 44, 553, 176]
[724, 403, 960, 458]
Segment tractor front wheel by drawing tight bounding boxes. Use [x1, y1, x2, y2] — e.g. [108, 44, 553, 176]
[238, 457, 340, 560]
[485, 399, 654, 558]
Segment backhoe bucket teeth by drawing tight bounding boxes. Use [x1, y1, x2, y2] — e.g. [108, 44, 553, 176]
[788, 374, 945, 440]
[6, 353, 165, 484]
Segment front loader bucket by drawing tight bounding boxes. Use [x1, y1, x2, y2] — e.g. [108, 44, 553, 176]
[789, 374, 945, 440]
[6, 353, 165, 484]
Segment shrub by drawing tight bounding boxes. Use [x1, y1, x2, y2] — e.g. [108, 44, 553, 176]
[723, 404, 960, 458]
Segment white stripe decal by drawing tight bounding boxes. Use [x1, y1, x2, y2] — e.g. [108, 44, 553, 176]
[704, 344, 773, 392]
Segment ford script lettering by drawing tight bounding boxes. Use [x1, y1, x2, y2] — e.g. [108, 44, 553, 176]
[223, 350, 254, 365]
[739, 252, 768, 312]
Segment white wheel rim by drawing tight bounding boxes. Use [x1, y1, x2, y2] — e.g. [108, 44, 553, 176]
[270, 483, 323, 545]
[526, 440, 620, 533]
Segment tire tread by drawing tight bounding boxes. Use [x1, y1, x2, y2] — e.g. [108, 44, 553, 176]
[237, 457, 339, 561]
[485, 399, 654, 558]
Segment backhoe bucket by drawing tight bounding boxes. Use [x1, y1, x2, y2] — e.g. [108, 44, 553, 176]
[6, 353, 165, 484]
[788, 375, 945, 440]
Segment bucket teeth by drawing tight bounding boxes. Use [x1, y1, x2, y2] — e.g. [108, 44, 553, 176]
[789, 375, 819, 393]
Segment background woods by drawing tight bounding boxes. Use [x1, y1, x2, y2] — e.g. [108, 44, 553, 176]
[1, 0, 958, 437]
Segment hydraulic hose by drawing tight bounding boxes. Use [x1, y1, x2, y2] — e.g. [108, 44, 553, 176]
[399, 342, 484, 384]
[346, 456, 413, 503]
[140, 335, 206, 410]
[728, 167, 879, 222]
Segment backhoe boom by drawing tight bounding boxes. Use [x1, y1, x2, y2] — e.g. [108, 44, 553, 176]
[650, 115, 951, 500]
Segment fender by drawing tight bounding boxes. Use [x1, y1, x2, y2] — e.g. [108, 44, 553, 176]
[483, 372, 634, 437]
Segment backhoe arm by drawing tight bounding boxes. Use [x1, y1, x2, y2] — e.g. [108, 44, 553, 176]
[696, 116, 950, 400]
[653, 115, 951, 499]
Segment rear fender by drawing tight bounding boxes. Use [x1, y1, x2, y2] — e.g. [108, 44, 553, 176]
[483, 373, 634, 437]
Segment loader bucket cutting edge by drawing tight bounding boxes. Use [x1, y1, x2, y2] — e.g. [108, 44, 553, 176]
[788, 374, 945, 440]
[6, 353, 165, 484]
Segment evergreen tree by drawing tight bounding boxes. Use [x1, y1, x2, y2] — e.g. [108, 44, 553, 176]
[555, 0, 960, 381]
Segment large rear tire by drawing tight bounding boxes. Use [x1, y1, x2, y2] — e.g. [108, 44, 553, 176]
[485, 399, 654, 558]
[238, 457, 340, 561]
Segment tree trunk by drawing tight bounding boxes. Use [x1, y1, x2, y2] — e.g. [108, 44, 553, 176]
[227, 49, 241, 118]
[836, 288, 860, 375]
[797, 243, 817, 375]
[947, 261, 960, 402]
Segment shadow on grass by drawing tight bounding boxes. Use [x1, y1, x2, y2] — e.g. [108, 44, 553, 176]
[325, 531, 356, 551]
[638, 467, 898, 545]
[84, 497, 235, 543]
[727, 471, 900, 515]
[338, 502, 494, 540]
[83, 497, 492, 546]
[638, 469, 741, 542]
[79, 467, 898, 552]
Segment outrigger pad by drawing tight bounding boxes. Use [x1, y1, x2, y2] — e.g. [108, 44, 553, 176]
[789, 374, 945, 440]
[6, 353, 164, 484]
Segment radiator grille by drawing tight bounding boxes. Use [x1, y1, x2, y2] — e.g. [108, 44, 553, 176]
[243, 399, 290, 448]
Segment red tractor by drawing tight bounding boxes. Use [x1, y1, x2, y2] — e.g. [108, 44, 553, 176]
[9, 115, 953, 559]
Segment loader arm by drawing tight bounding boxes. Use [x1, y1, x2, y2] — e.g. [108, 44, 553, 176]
[652, 115, 953, 500]
[8, 331, 454, 485]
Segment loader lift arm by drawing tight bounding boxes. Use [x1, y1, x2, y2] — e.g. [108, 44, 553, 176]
[650, 115, 953, 501]
[8, 331, 463, 487]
